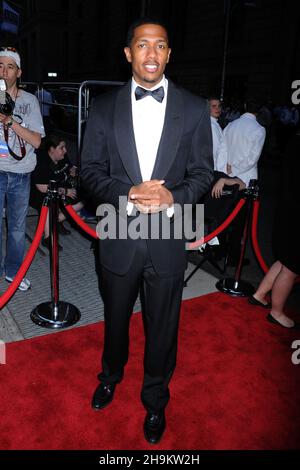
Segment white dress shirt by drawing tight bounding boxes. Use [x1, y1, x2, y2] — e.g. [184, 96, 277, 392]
[128, 76, 173, 216]
[131, 76, 168, 181]
[224, 113, 266, 185]
[210, 116, 227, 173]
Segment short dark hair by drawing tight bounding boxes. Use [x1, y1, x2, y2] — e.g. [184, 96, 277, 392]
[126, 17, 169, 47]
[244, 98, 262, 114]
[43, 134, 65, 152]
[208, 96, 221, 102]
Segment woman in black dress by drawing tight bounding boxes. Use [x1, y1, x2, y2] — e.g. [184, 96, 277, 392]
[30, 135, 83, 249]
[249, 128, 300, 328]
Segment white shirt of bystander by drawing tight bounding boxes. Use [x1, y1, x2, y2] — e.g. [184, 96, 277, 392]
[224, 112, 266, 186]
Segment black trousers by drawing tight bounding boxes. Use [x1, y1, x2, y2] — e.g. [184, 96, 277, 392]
[98, 239, 184, 413]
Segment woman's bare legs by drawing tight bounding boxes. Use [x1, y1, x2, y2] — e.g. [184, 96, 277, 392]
[253, 261, 282, 305]
[270, 264, 297, 327]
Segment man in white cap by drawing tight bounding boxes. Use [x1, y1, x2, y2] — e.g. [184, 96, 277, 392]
[0, 47, 45, 291]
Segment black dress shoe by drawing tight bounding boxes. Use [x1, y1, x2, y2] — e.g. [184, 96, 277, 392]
[267, 313, 300, 329]
[248, 295, 271, 309]
[91, 383, 116, 410]
[144, 410, 166, 445]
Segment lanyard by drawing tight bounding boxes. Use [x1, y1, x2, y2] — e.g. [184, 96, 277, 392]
[3, 124, 26, 161]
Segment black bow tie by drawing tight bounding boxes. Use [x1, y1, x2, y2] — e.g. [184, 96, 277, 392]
[135, 86, 165, 103]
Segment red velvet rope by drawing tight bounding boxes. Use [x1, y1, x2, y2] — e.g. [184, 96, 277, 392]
[188, 198, 246, 250]
[251, 200, 269, 274]
[0, 206, 48, 309]
[65, 199, 246, 251]
[64, 205, 98, 239]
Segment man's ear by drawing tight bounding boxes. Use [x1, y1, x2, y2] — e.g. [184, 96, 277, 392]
[124, 47, 132, 63]
[17, 68, 22, 79]
[166, 48, 171, 63]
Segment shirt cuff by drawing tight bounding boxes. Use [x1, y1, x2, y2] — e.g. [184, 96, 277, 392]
[127, 201, 134, 216]
[166, 205, 174, 218]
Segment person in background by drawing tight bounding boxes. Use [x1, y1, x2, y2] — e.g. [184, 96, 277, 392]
[224, 98, 266, 186]
[0, 46, 44, 291]
[203, 97, 245, 259]
[224, 100, 241, 124]
[209, 96, 227, 173]
[249, 261, 299, 328]
[249, 127, 300, 329]
[221, 99, 266, 264]
[200, 170, 246, 262]
[210, 174, 245, 198]
[30, 135, 83, 250]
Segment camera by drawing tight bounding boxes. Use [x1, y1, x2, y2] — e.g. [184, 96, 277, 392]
[0, 79, 15, 116]
[52, 162, 78, 189]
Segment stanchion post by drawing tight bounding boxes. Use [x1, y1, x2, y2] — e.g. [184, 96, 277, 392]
[216, 180, 259, 297]
[31, 181, 81, 328]
[49, 181, 59, 319]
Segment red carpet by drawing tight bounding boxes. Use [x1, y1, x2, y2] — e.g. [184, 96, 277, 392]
[1, 292, 299, 450]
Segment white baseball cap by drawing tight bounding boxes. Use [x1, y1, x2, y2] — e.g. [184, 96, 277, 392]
[0, 47, 21, 69]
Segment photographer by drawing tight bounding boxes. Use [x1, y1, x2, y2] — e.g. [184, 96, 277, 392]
[30, 135, 83, 250]
[0, 46, 44, 291]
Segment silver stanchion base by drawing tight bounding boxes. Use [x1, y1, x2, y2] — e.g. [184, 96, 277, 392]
[216, 278, 255, 297]
[31, 301, 81, 329]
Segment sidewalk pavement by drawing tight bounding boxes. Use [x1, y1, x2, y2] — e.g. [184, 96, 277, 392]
[0, 208, 219, 343]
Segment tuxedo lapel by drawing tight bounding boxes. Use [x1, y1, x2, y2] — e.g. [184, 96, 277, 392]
[151, 80, 184, 180]
[114, 81, 143, 185]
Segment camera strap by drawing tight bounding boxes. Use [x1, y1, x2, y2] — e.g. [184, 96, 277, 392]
[3, 126, 26, 161]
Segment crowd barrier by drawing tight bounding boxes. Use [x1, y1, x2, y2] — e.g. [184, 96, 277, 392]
[0, 179, 279, 319]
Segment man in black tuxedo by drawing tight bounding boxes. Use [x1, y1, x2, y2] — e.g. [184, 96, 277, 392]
[81, 18, 213, 444]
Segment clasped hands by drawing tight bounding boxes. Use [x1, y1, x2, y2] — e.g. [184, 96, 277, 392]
[128, 180, 173, 214]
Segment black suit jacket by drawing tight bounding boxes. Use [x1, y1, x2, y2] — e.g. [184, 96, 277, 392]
[81, 79, 213, 276]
